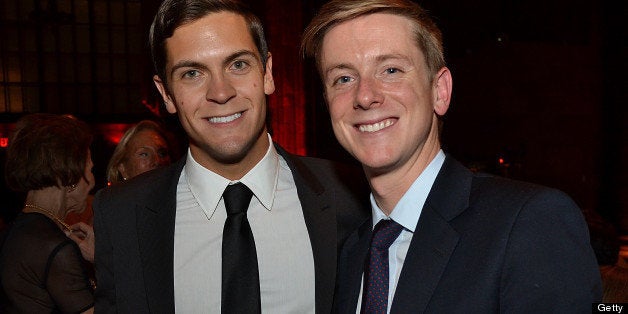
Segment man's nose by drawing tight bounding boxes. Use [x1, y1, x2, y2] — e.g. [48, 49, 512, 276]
[354, 77, 383, 110]
[206, 74, 237, 104]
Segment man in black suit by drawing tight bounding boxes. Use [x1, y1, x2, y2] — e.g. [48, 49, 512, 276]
[302, 0, 602, 312]
[93, 0, 368, 313]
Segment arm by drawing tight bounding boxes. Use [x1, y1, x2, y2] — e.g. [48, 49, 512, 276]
[46, 241, 95, 313]
[500, 188, 602, 313]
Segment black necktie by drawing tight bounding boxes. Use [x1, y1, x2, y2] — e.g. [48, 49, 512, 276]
[361, 219, 404, 314]
[221, 183, 261, 314]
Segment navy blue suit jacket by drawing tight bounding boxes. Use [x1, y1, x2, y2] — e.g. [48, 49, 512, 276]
[335, 156, 601, 313]
[93, 144, 370, 314]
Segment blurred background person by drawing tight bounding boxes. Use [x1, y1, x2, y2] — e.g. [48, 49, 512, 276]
[68, 119, 173, 225]
[0, 113, 95, 313]
[105, 120, 172, 185]
[66, 120, 174, 263]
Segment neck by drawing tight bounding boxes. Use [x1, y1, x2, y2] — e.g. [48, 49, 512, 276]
[25, 187, 67, 219]
[23, 187, 72, 231]
[366, 132, 441, 215]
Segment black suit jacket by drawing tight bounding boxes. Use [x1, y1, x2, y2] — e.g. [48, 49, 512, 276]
[93, 144, 370, 314]
[335, 156, 602, 313]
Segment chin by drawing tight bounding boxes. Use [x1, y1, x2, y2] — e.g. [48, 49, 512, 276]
[358, 154, 399, 175]
[354, 149, 392, 166]
[208, 141, 255, 164]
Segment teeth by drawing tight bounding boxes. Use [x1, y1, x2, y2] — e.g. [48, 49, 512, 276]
[209, 112, 242, 123]
[358, 119, 394, 133]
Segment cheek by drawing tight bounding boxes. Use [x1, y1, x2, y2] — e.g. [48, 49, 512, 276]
[327, 106, 352, 145]
[327, 94, 350, 122]
[87, 172, 95, 187]
[327, 106, 344, 134]
[137, 159, 154, 170]
[125, 159, 146, 175]
[172, 85, 203, 106]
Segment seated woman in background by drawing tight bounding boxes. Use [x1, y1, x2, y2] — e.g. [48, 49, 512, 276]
[106, 120, 172, 185]
[0, 113, 95, 313]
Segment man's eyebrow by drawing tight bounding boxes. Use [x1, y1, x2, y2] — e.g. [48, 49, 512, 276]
[323, 54, 410, 77]
[169, 60, 207, 78]
[324, 63, 352, 78]
[169, 50, 260, 78]
[223, 49, 259, 68]
[375, 53, 409, 63]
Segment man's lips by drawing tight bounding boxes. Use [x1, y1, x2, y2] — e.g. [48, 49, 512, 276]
[356, 118, 396, 133]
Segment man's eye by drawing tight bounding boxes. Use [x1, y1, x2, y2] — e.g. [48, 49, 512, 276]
[385, 68, 400, 74]
[183, 70, 200, 78]
[232, 60, 249, 70]
[335, 76, 352, 85]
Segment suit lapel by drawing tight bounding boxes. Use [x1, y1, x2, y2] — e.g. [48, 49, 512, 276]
[135, 158, 185, 313]
[275, 144, 336, 314]
[337, 219, 372, 313]
[391, 205, 459, 313]
[391, 156, 471, 313]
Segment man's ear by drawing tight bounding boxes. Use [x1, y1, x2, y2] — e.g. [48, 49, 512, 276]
[432, 67, 453, 116]
[153, 75, 177, 114]
[263, 52, 275, 95]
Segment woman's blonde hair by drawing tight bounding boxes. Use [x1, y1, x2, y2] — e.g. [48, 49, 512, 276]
[106, 120, 171, 185]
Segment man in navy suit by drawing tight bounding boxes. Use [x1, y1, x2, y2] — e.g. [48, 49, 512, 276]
[302, 0, 602, 312]
[93, 0, 369, 313]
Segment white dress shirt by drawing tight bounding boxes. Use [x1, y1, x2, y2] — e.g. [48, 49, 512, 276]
[174, 134, 315, 313]
[357, 150, 446, 313]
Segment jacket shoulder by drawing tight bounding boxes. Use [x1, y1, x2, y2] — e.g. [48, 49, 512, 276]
[93, 158, 184, 214]
[469, 172, 577, 210]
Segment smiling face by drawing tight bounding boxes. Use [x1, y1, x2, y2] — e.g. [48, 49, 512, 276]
[320, 13, 451, 179]
[117, 129, 171, 180]
[153, 11, 275, 179]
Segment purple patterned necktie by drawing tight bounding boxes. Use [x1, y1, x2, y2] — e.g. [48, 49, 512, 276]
[361, 219, 404, 314]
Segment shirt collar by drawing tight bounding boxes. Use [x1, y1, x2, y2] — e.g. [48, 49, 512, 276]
[239, 135, 279, 211]
[184, 134, 279, 219]
[371, 150, 446, 232]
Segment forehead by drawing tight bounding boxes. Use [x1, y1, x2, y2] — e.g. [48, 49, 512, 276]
[164, 11, 258, 64]
[129, 129, 165, 145]
[320, 13, 421, 66]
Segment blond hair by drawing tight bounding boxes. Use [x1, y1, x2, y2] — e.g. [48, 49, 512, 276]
[106, 120, 171, 185]
[301, 0, 445, 81]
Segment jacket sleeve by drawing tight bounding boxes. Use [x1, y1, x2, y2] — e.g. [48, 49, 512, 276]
[499, 188, 602, 313]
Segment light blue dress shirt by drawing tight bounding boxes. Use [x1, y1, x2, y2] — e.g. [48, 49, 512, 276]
[357, 150, 446, 314]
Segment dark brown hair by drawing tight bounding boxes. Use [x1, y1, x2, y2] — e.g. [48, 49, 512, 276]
[4, 113, 93, 192]
[149, 0, 269, 86]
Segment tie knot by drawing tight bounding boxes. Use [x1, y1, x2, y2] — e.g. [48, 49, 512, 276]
[223, 183, 254, 216]
[370, 219, 403, 250]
